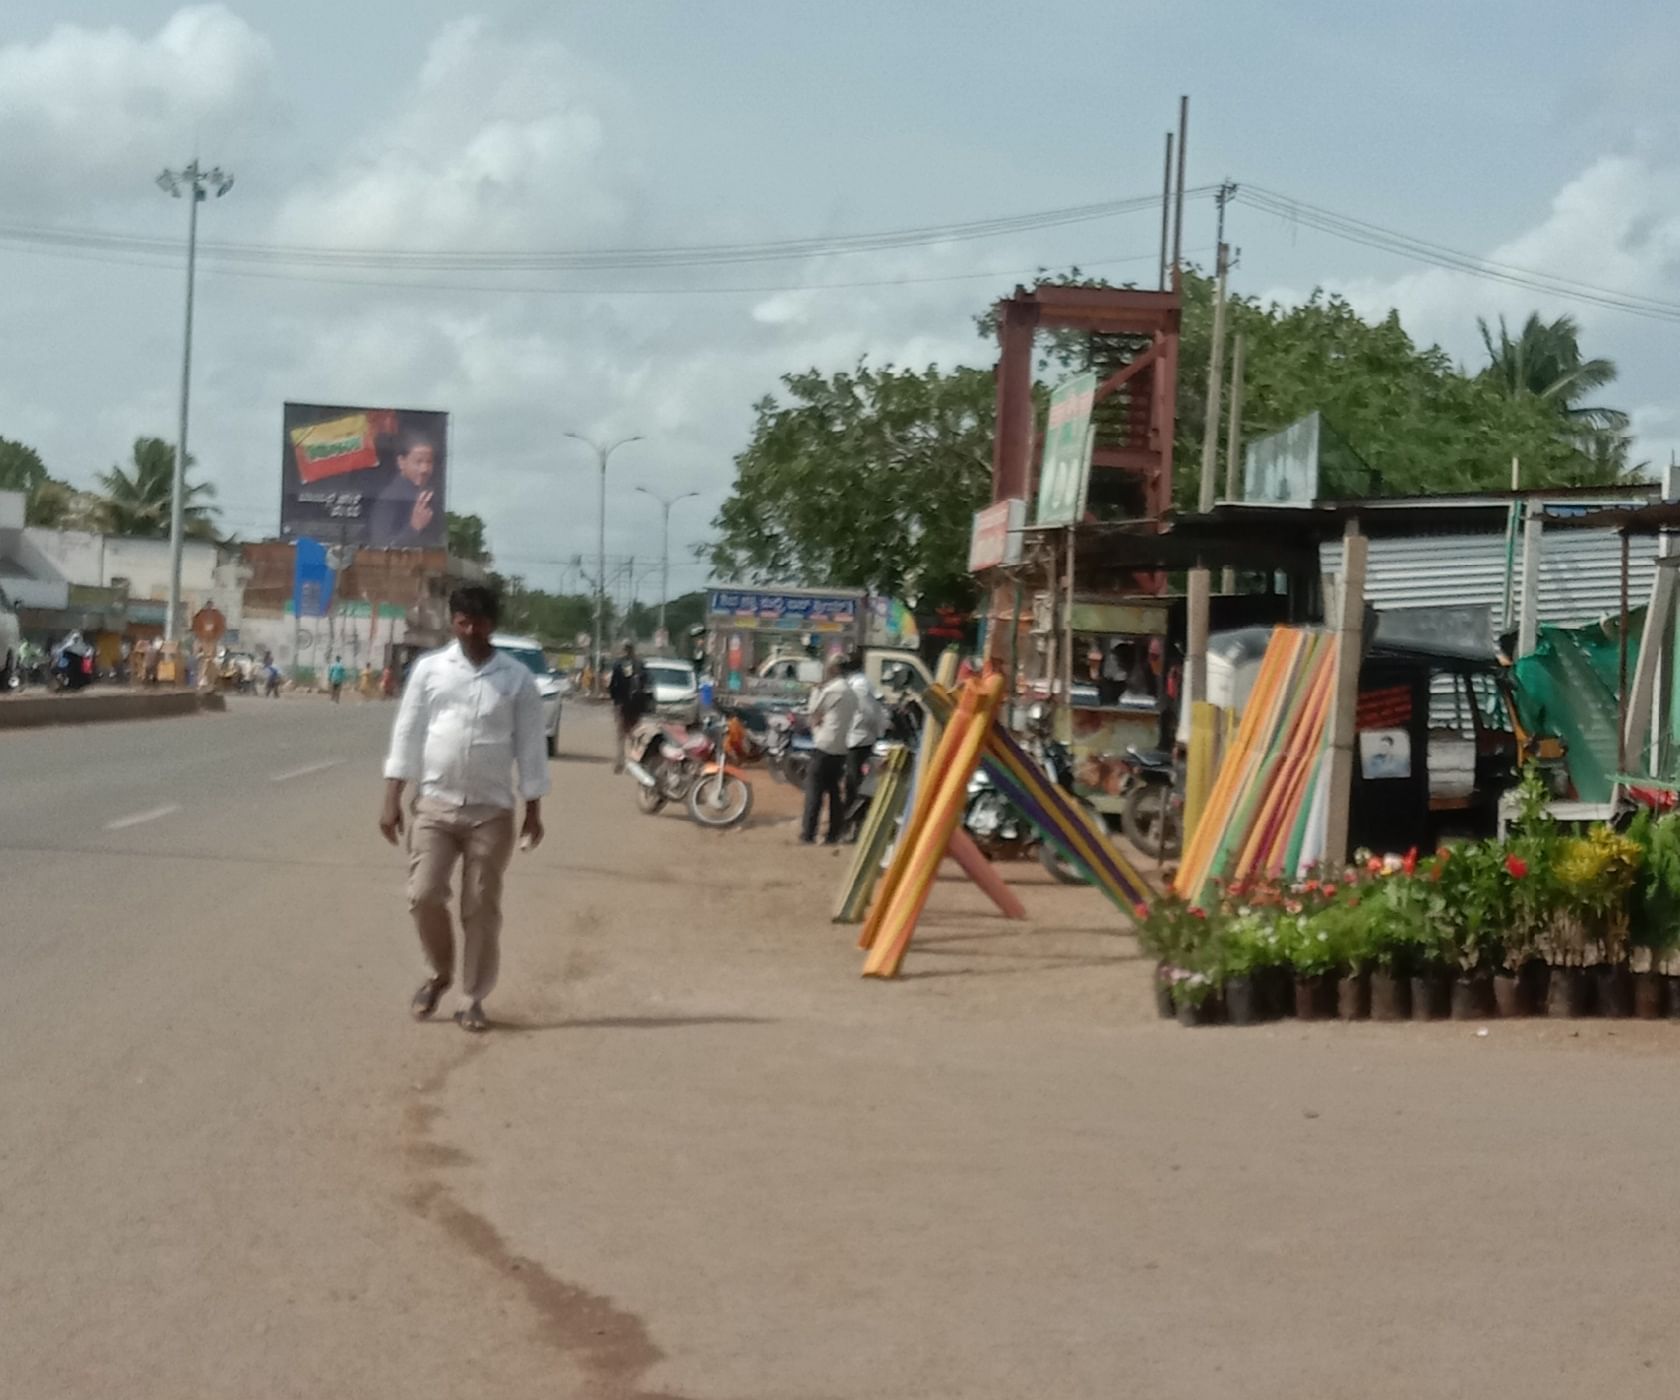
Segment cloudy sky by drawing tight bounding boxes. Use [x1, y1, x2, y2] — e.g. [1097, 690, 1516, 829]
[4, 1, 1680, 597]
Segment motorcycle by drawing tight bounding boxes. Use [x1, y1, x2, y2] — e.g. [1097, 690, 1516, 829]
[1118, 746, 1184, 860]
[626, 714, 755, 829]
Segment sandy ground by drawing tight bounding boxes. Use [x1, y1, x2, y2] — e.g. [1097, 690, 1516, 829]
[3, 698, 1679, 1399]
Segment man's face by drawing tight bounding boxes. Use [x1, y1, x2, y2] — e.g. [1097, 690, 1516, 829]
[452, 610, 494, 650]
[398, 443, 435, 488]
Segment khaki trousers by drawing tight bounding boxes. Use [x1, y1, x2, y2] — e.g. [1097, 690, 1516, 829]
[407, 799, 517, 1003]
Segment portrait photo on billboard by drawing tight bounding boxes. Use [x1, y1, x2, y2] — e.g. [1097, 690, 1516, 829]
[280, 403, 448, 549]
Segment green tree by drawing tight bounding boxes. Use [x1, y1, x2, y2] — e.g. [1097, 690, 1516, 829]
[0, 436, 48, 495]
[446, 511, 492, 564]
[24, 480, 110, 530]
[97, 437, 218, 539]
[708, 362, 994, 611]
[1478, 312, 1627, 435]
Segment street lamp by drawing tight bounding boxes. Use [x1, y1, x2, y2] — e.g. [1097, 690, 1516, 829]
[635, 486, 699, 649]
[563, 431, 642, 684]
[157, 160, 234, 643]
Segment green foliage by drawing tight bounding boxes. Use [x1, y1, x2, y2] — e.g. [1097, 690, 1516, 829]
[97, 437, 217, 539]
[492, 575, 602, 646]
[707, 362, 995, 612]
[446, 511, 492, 564]
[0, 436, 48, 495]
[1478, 312, 1628, 438]
[1627, 810, 1680, 959]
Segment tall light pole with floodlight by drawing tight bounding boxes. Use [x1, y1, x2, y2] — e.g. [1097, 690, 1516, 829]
[635, 486, 699, 649]
[563, 431, 642, 685]
[156, 159, 233, 642]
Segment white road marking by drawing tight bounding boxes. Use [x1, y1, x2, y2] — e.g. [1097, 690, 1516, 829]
[270, 758, 343, 784]
[105, 804, 181, 831]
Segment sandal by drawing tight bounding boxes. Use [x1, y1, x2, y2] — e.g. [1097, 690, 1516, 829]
[454, 1003, 490, 1034]
[410, 976, 449, 1020]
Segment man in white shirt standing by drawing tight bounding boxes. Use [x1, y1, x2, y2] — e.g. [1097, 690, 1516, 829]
[380, 586, 549, 1032]
[841, 651, 886, 832]
[801, 654, 857, 845]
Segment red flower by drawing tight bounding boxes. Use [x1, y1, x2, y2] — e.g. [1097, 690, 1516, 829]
[1189, 907, 1207, 920]
[1402, 847, 1418, 876]
[1133, 902, 1150, 920]
[1366, 855, 1384, 874]
[1505, 855, 1529, 880]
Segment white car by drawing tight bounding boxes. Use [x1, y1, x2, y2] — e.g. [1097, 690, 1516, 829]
[492, 633, 566, 756]
[646, 658, 700, 723]
[0, 585, 20, 689]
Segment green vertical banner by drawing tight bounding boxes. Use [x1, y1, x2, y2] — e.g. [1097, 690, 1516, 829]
[1034, 371, 1097, 527]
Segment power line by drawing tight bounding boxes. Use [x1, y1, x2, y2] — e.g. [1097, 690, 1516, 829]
[1235, 185, 1680, 326]
[0, 186, 1218, 275]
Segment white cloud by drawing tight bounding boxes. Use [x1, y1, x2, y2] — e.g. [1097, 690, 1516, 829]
[0, 6, 275, 215]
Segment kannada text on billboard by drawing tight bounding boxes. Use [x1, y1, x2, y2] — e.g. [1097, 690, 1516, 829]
[280, 403, 449, 549]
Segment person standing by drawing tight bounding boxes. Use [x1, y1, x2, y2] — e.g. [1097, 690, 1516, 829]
[367, 427, 440, 548]
[328, 655, 348, 703]
[607, 642, 649, 773]
[380, 586, 547, 1033]
[841, 651, 886, 828]
[801, 655, 857, 845]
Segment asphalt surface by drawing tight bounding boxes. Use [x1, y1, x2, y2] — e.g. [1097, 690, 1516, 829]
[5, 696, 1680, 1399]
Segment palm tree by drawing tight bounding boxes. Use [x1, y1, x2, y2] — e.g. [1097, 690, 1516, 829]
[1478, 312, 1629, 435]
[97, 437, 218, 539]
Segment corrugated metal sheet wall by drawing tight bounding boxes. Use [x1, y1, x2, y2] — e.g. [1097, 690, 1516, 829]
[1321, 528, 1659, 629]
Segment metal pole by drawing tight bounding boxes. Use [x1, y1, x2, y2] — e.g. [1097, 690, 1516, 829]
[1158, 131, 1174, 292]
[659, 501, 670, 643]
[1197, 241, 1229, 513]
[1171, 96, 1189, 288]
[1618, 528, 1631, 778]
[1220, 332, 1246, 593]
[166, 167, 200, 643]
[595, 448, 606, 682]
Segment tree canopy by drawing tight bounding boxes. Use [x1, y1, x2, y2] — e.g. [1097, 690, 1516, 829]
[97, 437, 218, 539]
[446, 511, 492, 564]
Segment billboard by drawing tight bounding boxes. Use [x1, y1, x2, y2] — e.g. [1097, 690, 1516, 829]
[1035, 371, 1097, 527]
[280, 403, 448, 549]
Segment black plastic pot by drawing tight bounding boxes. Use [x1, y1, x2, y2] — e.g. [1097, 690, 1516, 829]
[1224, 976, 1261, 1027]
[1451, 973, 1494, 1021]
[1595, 963, 1633, 1020]
[1667, 975, 1680, 1019]
[1410, 970, 1448, 1021]
[1336, 970, 1370, 1021]
[1294, 973, 1333, 1021]
[1153, 963, 1175, 1020]
[1520, 958, 1550, 1013]
[1370, 969, 1410, 1021]
[1492, 971, 1526, 1018]
[1547, 966, 1588, 1018]
[1175, 994, 1212, 1028]
[1260, 966, 1294, 1018]
[1633, 971, 1665, 1020]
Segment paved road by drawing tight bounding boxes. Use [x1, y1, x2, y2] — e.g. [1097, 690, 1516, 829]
[6, 698, 1680, 1399]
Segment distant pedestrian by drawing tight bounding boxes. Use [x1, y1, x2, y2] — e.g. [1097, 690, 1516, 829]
[607, 643, 649, 773]
[380, 585, 548, 1033]
[841, 651, 886, 829]
[802, 655, 857, 845]
[328, 655, 347, 703]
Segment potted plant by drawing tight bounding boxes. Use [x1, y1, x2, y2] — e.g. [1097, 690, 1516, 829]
[1136, 895, 1212, 1020]
[1214, 911, 1281, 1026]
[1281, 905, 1342, 1020]
[1555, 827, 1643, 1018]
[1626, 810, 1680, 1018]
[1172, 967, 1218, 1027]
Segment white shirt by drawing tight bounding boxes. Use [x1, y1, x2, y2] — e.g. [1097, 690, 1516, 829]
[383, 642, 551, 810]
[807, 676, 858, 757]
[845, 671, 885, 749]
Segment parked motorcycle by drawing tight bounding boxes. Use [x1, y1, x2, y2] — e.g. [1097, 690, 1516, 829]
[626, 714, 755, 828]
[1118, 746, 1184, 860]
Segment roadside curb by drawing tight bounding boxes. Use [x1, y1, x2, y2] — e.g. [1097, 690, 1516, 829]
[0, 690, 224, 731]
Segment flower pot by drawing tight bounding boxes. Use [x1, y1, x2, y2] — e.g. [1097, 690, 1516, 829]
[1294, 973, 1333, 1021]
[1260, 966, 1293, 1018]
[1547, 966, 1588, 1018]
[1492, 971, 1526, 1018]
[1153, 963, 1175, 1020]
[1633, 971, 1665, 1020]
[1409, 971, 1448, 1021]
[1336, 971, 1370, 1021]
[1595, 963, 1633, 1019]
[1520, 958, 1550, 1012]
[1175, 994, 1211, 1028]
[1224, 975, 1261, 1026]
[1370, 969, 1410, 1021]
[1667, 974, 1680, 1019]
[1451, 973, 1493, 1021]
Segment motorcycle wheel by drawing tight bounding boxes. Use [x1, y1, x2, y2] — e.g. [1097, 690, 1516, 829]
[686, 771, 753, 828]
[1123, 782, 1181, 859]
[635, 782, 666, 815]
[1037, 841, 1090, 885]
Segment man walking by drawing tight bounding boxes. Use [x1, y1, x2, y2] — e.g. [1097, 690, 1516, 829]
[801, 654, 856, 845]
[328, 654, 347, 703]
[379, 586, 548, 1033]
[607, 642, 649, 773]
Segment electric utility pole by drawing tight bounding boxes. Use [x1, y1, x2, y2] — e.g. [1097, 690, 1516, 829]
[156, 160, 233, 642]
[1198, 181, 1238, 514]
[636, 486, 699, 648]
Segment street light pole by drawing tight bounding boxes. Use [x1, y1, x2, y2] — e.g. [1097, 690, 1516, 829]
[157, 160, 233, 643]
[635, 486, 698, 649]
[564, 432, 642, 686]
